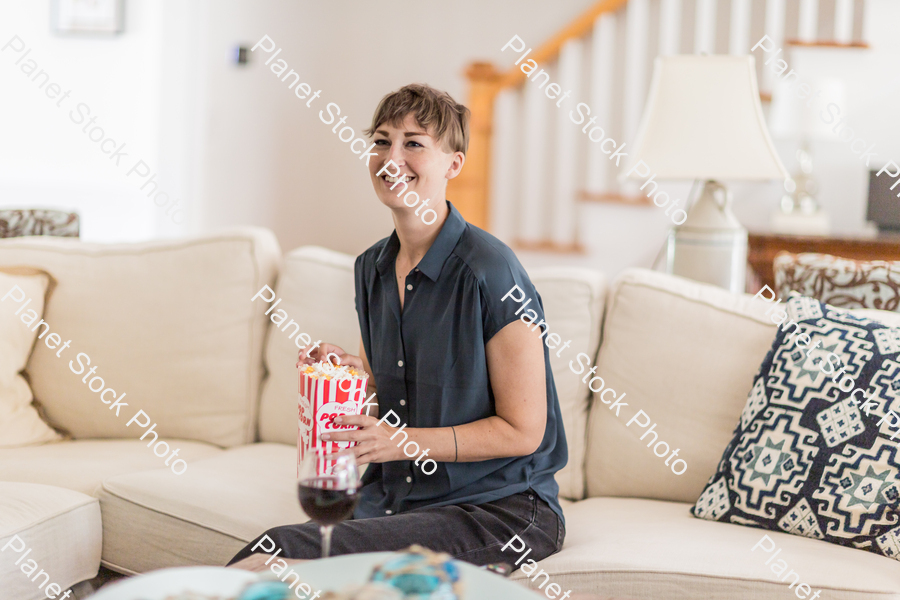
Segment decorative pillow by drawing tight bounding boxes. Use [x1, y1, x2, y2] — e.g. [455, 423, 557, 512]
[0, 270, 62, 447]
[774, 252, 900, 311]
[692, 293, 900, 561]
[0, 209, 79, 238]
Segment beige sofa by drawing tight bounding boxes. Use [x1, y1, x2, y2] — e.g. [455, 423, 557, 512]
[1, 228, 898, 600]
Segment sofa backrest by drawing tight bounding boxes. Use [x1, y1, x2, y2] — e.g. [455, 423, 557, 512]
[530, 267, 606, 500]
[257, 246, 607, 501]
[0, 228, 280, 447]
[585, 268, 777, 503]
[258, 246, 359, 445]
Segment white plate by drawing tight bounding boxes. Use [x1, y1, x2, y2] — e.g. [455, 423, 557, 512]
[286, 552, 544, 600]
[90, 567, 259, 599]
[88, 555, 543, 600]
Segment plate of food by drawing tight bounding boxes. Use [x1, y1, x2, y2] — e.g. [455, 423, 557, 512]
[89, 547, 542, 600]
[283, 546, 543, 600]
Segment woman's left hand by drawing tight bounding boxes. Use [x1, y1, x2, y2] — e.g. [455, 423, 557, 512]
[320, 414, 403, 466]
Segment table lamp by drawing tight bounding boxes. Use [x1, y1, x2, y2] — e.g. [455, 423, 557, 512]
[623, 55, 789, 293]
[767, 77, 843, 235]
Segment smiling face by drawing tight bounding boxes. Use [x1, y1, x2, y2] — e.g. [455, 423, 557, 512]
[369, 113, 465, 212]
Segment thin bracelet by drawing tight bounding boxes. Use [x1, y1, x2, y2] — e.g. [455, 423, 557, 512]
[451, 426, 458, 462]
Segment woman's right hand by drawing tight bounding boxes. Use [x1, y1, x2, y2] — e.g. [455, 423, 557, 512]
[297, 342, 364, 370]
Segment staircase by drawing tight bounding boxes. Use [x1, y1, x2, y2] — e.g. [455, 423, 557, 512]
[450, 0, 869, 253]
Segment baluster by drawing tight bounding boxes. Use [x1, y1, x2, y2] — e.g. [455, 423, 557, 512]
[798, 0, 819, 42]
[519, 71, 550, 243]
[489, 90, 518, 244]
[552, 40, 583, 247]
[586, 13, 616, 194]
[623, 0, 649, 146]
[852, 0, 865, 42]
[730, 0, 752, 55]
[659, 0, 682, 56]
[761, 0, 786, 92]
[834, 0, 853, 43]
[695, 0, 717, 54]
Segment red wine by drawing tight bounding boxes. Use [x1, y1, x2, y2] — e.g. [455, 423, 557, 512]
[299, 477, 359, 525]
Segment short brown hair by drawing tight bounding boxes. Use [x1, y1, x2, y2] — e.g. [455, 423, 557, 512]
[365, 84, 470, 154]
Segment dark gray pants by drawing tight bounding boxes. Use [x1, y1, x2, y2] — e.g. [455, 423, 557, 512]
[228, 489, 564, 566]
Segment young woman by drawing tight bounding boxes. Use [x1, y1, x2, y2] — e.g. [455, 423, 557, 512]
[230, 84, 567, 567]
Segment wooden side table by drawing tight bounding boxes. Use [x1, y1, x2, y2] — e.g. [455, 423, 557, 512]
[747, 232, 900, 292]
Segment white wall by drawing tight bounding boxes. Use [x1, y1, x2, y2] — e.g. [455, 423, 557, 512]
[0, 1, 190, 241]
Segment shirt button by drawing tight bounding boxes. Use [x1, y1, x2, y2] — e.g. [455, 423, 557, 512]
[406, 476, 412, 483]
[398, 360, 403, 367]
[400, 399, 406, 406]
[414, 268, 419, 272]
[407, 284, 413, 290]
[385, 509, 393, 515]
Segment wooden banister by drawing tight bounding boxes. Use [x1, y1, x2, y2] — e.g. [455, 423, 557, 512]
[450, 0, 629, 230]
[579, 191, 653, 206]
[785, 39, 869, 49]
[497, 0, 629, 89]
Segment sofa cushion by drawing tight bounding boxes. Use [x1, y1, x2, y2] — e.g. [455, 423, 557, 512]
[585, 269, 777, 502]
[0, 269, 61, 448]
[693, 294, 900, 563]
[0, 228, 280, 447]
[529, 267, 606, 500]
[0, 482, 101, 600]
[0, 439, 222, 496]
[259, 247, 359, 446]
[97, 443, 304, 573]
[259, 246, 606, 501]
[511, 497, 900, 599]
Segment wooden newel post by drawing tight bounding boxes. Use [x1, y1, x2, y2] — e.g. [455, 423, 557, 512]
[449, 62, 500, 231]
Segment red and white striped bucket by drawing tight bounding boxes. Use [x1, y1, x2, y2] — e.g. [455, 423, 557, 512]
[298, 367, 368, 477]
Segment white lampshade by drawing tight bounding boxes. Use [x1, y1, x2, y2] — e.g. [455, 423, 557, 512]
[622, 55, 789, 182]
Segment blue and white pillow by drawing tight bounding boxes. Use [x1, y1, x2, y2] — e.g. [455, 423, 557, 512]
[692, 294, 900, 561]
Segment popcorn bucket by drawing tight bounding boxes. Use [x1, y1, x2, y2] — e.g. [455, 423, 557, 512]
[298, 362, 368, 477]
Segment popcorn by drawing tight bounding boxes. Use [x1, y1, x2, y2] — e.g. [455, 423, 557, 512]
[298, 360, 368, 476]
[301, 361, 363, 380]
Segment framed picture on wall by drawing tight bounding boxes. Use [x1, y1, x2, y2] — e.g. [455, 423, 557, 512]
[52, 0, 124, 35]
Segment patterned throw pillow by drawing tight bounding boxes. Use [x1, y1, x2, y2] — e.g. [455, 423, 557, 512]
[0, 209, 79, 238]
[692, 294, 900, 561]
[774, 252, 900, 311]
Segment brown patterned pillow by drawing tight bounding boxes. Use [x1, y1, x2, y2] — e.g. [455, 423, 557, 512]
[0, 210, 79, 238]
[774, 252, 900, 311]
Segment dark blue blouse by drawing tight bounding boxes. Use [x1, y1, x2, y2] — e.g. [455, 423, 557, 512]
[353, 201, 567, 521]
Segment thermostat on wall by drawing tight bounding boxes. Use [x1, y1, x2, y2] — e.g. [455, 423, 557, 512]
[52, 0, 124, 35]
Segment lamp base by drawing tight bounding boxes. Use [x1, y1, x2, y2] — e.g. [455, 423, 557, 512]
[667, 180, 747, 293]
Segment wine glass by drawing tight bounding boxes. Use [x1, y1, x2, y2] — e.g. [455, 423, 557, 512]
[298, 447, 360, 558]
